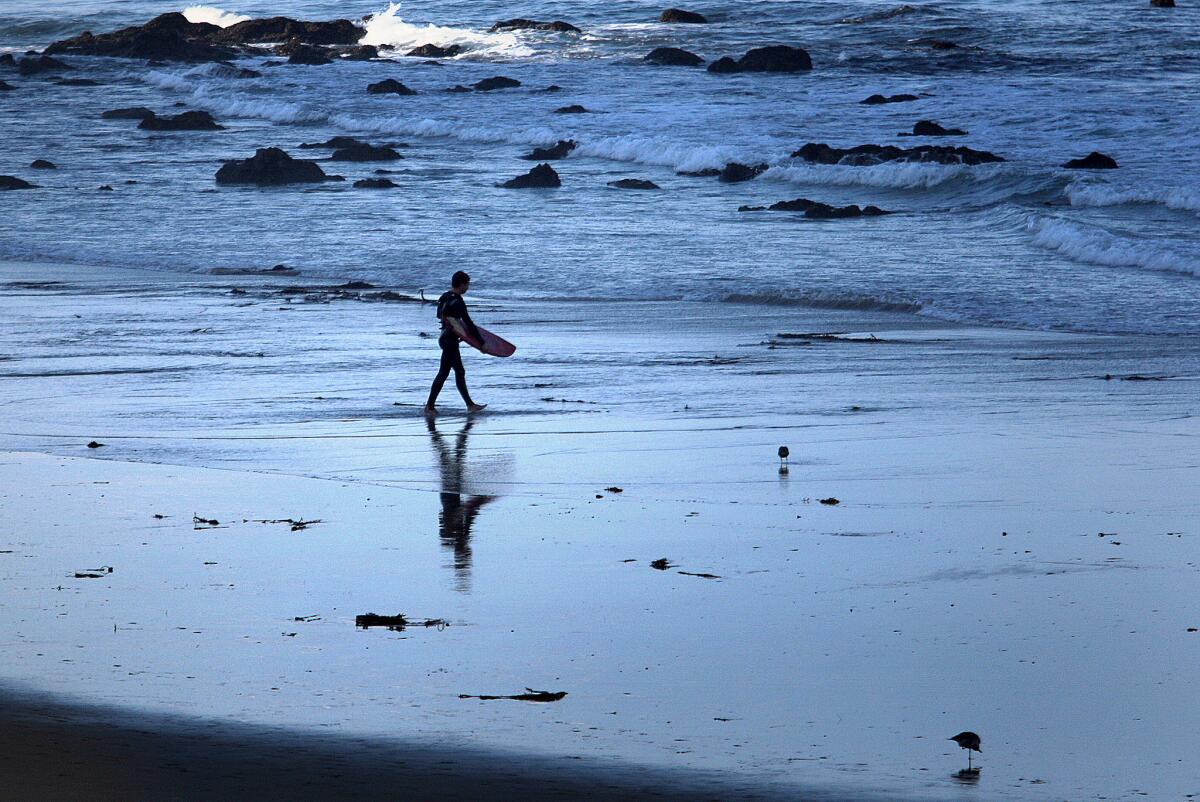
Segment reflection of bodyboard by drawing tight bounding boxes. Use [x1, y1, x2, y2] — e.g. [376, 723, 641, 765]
[445, 317, 517, 357]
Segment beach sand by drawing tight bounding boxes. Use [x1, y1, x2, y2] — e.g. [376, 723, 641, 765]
[1, 260, 1198, 800]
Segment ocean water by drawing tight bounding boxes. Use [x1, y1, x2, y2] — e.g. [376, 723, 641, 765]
[2, 0, 1198, 334]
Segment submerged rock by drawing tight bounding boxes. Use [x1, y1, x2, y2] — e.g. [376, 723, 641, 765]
[101, 106, 156, 120]
[54, 77, 100, 86]
[660, 8, 708, 23]
[299, 136, 363, 149]
[0, 80, 12, 90]
[718, 162, 769, 182]
[30, 159, 56, 169]
[644, 47, 705, 66]
[1063, 151, 1118, 169]
[677, 167, 721, 177]
[215, 147, 331, 185]
[138, 110, 223, 130]
[368, 78, 417, 95]
[861, 93, 919, 104]
[283, 42, 333, 65]
[522, 140, 577, 160]
[340, 44, 378, 60]
[1151, 0, 1175, 7]
[490, 19, 582, 34]
[354, 177, 398, 188]
[445, 84, 472, 93]
[762, 197, 891, 218]
[1, 176, 36, 190]
[791, 142, 1004, 166]
[708, 45, 812, 73]
[554, 104, 588, 114]
[609, 178, 660, 189]
[407, 43, 461, 58]
[501, 163, 561, 188]
[473, 75, 521, 91]
[331, 143, 402, 161]
[903, 119, 966, 136]
[18, 55, 73, 75]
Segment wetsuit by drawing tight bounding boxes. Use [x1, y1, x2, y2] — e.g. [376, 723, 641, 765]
[427, 290, 481, 406]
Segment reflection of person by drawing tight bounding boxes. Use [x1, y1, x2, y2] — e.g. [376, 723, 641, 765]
[427, 416, 495, 593]
[425, 270, 487, 416]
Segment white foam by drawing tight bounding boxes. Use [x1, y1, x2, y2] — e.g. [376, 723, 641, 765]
[360, 3, 531, 59]
[1028, 215, 1200, 278]
[766, 161, 998, 190]
[182, 5, 250, 28]
[1065, 181, 1200, 215]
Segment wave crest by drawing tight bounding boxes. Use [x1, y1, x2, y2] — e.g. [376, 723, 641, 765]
[1027, 215, 1200, 278]
[360, 3, 530, 59]
[1065, 181, 1200, 215]
[182, 5, 250, 28]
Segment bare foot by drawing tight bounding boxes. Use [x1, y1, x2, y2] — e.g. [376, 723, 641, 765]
[467, 403, 487, 414]
[423, 405, 438, 416]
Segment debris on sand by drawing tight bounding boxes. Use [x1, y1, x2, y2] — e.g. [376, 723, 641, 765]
[650, 558, 673, 570]
[355, 613, 448, 631]
[74, 566, 113, 578]
[819, 497, 841, 505]
[678, 570, 721, 579]
[775, 332, 887, 343]
[192, 515, 220, 527]
[87, 441, 105, 448]
[459, 688, 567, 702]
[254, 517, 322, 531]
[604, 486, 624, 493]
[294, 614, 321, 622]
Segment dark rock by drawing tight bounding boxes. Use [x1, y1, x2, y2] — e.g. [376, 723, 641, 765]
[340, 44, 378, 60]
[904, 119, 966, 136]
[18, 55, 72, 75]
[54, 77, 100, 86]
[98, 184, 114, 191]
[540, 84, 563, 92]
[420, 60, 443, 65]
[719, 162, 768, 182]
[354, 178, 398, 188]
[215, 147, 330, 185]
[737, 45, 812, 72]
[766, 197, 890, 218]
[0, 80, 12, 90]
[445, 84, 472, 93]
[501, 163, 561, 188]
[836, 4, 920, 23]
[644, 47, 704, 66]
[522, 140, 577, 160]
[1063, 151, 1118, 169]
[45, 13, 236, 61]
[215, 17, 361, 46]
[283, 42, 333, 65]
[554, 104, 588, 114]
[1151, 0, 1175, 6]
[368, 78, 417, 95]
[0, 176, 35, 190]
[299, 136, 363, 149]
[678, 167, 721, 177]
[30, 159, 56, 169]
[609, 178, 660, 189]
[207, 62, 261, 78]
[138, 110, 223, 131]
[861, 93, 919, 104]
[791, 142, 1004, 166]
[331, 143, 402, 161]
[0, 54, 14, 67]
[406, 43, 461, 58]
[102, 106, 156, 120]
[922, 39, 959, 50]
[737, 205, 766, 211]
[474, 75, 521, 91]
[706, 56, 740, 73]
[660, 8, 708, 23]
[490, 19, 582, 34]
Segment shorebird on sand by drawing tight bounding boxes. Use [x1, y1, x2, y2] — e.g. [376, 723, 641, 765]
[778, 445, 789, 471]
[949, 731, 981, 771]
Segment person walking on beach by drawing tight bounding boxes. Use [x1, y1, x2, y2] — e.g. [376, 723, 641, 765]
[425, 271, 487, 416]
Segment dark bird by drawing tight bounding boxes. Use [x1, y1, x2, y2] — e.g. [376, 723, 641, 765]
[778, 445, 789, 464]
[949, 731, 981, 771]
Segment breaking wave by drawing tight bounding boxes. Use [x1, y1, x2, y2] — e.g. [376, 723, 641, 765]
[360, 3, 530, 59]
[1065, 181, 1200, 215]
[182, 5, 250, 27]
[1027, 215, 1200, 278]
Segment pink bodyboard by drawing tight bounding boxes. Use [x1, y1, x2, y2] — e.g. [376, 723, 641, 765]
[445, 317, 517, 357]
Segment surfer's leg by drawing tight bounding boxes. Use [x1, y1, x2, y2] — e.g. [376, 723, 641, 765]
[450, 345, 475, 406]
[426, 346, 455, 409]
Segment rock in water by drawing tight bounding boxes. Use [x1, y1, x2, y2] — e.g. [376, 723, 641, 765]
[709, 45, 812, 73]
[340, 45, 378, 60]
[18, 55, 72, 75]
[660, 8, 708, 23]
[1, 176, 36, 190]
[0, 80, 13, 90]
[489, 19, 582, 34]
[331, 143, 403, 161]
[501, 163, 561, 188]
[791, 142, 1004, 166]
[719, 162, 768, 182]
[45, 13, 236, 61]
[905, 120, 966, 136]
[214, 17, 360, 46]
[101, 106, 156, 120]
[215, 147, 330, 185]
[1151, 0, 1174, 7]
[706, 56, 741, 73]
[861, 93, 919, 104]
[1063, 151, 1118, 169]
[283, 43, 333, 65]
[644, 47, 705, 66]
[766, 198, 891, 218]
[354, 178, 398, 188]
[554, 104, 588, 114]
[30, 160, 56, 169]
[299, 136, 363, 149]
[368, 78, 417, 95]
[407, 43, 462, 58]
[473, 75, 521, 91]
[609, 179, 660, 190]
[138, 110, 223, 130]
[522, 140, 577, 160]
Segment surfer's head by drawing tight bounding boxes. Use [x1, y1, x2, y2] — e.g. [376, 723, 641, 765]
[452, 270, 471, 293]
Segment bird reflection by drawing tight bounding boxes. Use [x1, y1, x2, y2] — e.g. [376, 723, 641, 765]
[427, 416, 495, 593]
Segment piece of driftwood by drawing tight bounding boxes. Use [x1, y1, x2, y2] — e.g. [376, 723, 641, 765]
[458, 688, 567, 702]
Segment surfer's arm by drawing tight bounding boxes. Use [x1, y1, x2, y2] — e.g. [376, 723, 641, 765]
[459, 304, 482, 342]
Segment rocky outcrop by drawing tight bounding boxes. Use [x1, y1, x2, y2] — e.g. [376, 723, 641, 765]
[102, 106, 156, 120]
[1151, 0, 1175, 7]
[791, 142, 1004, 166]
[340, 44, 378, 60]
[407, 43, 461, 58]
[660, 8, 708, 23]
[1063, 151, 1118, 169]
[138, 110, 223, 130]
[445, 84, 472, 93]
[331, 143, 402, 161]
[554, 104, 588, 114]
[280, 41, 333, 64]
[861, 93, 919, 104]
[368, 78, 417, 95]
[522, 140, 577, 160]
[746, 198, 890, 218]
[0, 176, 35, 190]
[903, 120, 966, 136]
[609, 178, 660, 189]
[30, 160, 56, 169]
[719, 162, 768, 182]
[299, 136, 363, 149]
[354, 178, 398, 188]
[708, 45, 812, 73]
[18, 55, 73, 75]
[677, 167, 721, 177]
[473, 75, 521, 91]
[490, 19, 581, 34]
[501, 163, 561, 188]
[213, 16, 360, 45]
[215, 147, 332, 185]
[644, 47, 704, 66]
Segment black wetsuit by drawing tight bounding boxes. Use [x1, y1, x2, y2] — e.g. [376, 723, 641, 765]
[427, 290, 481, 406]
